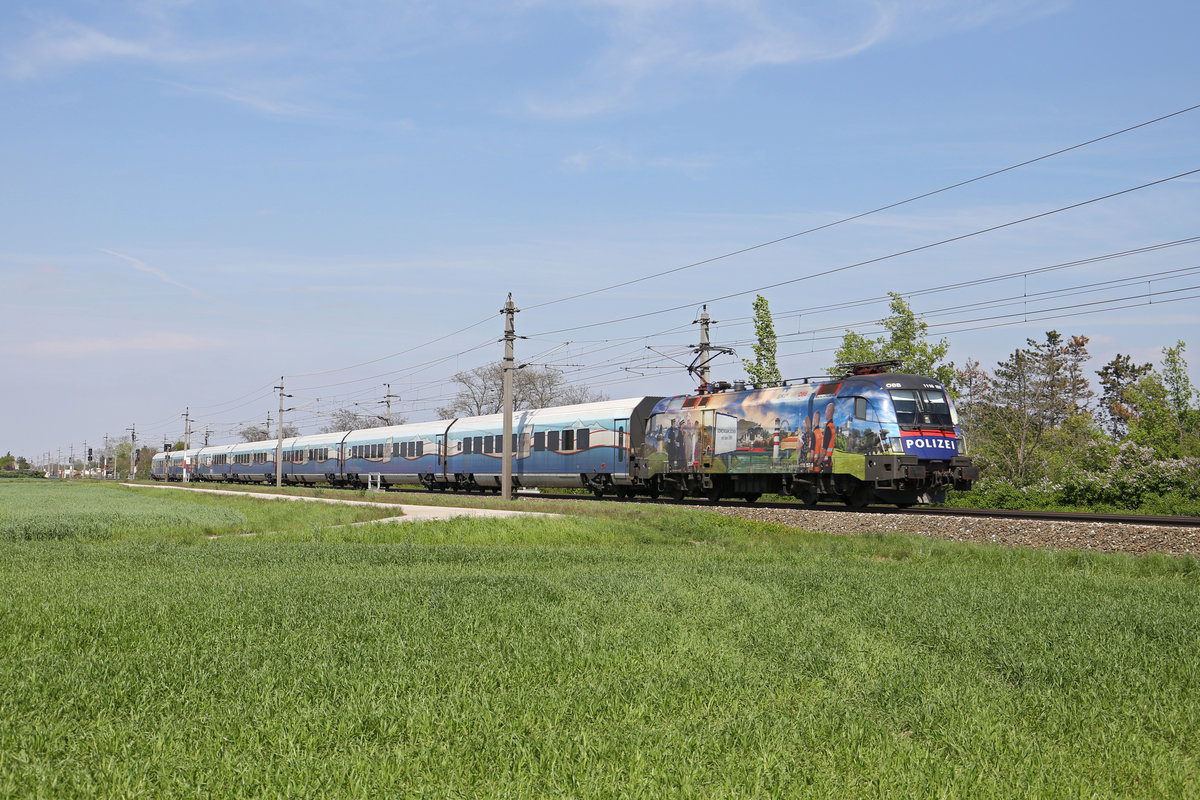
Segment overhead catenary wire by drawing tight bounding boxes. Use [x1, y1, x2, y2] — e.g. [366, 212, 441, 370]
[522, 103, 1200, 313]
[527, 168, 1200, 338]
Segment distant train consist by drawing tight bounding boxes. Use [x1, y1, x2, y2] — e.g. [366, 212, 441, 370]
[152, 363, 978, 507]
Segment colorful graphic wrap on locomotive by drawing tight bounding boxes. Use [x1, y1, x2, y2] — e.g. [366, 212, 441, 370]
[644, 374, 964, 483]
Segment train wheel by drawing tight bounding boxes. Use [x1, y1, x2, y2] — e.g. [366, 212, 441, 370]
[843, 483, 871, 508]
[796, 485, 818, 507]
[742, 493, 760, 504]
[706, 486, 722, 504]
[670, 483, 686, 502]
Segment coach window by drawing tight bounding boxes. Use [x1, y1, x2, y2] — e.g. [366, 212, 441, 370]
[533, 431, 546, 452]
[562, 429, 575, 451]
[546, 430, 559, 451]
[473, 436, 483, 454]
[416, 441, 424, 457]
[483, 436, 494, 455]
[576, 428, 590, 451]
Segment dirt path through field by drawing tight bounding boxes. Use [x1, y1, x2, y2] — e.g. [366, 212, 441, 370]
[125, 483, 558, 524]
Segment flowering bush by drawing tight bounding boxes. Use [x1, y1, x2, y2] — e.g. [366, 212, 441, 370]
[1058, 442, 1200, 508]
[951, 441, 1200, 513]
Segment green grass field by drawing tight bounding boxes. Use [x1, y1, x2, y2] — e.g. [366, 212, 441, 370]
[1, 481, 1198, 797]
[0, 481, 401, 542]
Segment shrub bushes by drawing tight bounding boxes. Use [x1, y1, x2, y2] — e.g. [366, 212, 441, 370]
[951, 442, 1200, 514]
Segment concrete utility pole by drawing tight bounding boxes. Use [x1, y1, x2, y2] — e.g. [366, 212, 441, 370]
[126, 425, 136, 479]
[275, 377, 290, 488]
[694, 305, 715, 387]
[501, 293, 519, 501]
[182, 407, 192, 481]
[383, 384, 401, 426]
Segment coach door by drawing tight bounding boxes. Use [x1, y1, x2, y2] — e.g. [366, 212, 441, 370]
[614, 418, 628, 475]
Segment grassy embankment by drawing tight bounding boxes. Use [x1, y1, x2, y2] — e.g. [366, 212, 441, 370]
[1, 480, 1198, 797]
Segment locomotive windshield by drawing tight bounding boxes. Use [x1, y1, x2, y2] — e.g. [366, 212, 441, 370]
[889, 388, 954, 428]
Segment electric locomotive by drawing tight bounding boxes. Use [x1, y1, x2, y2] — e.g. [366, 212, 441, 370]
[636, 362, 977, 506]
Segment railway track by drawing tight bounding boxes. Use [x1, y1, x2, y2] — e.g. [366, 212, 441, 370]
[515, 491, 1200, 529]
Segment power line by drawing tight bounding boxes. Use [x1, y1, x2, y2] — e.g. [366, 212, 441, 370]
[528, 168, 1200, 337]
[714, 236, 1200, 328]
[523, 103, 1200, 312]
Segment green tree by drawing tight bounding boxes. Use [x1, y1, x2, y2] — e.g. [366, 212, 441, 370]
[967, 331, 1100, 485]
[114, 440, 132, 477]
[741, 294, 781, 389]
[1125, 341, 1200, 458]
[952, 358, 990, 446]
[830, 293, 954, 387]
[1096, 353, 1153, 439]
[136, 446, 156, 480]
[0, 452, 14, 470]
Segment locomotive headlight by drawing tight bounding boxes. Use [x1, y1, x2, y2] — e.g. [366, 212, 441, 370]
[956, 438, 965, 455]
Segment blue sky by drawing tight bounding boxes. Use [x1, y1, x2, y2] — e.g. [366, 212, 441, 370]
[2, 0, 1198, 461]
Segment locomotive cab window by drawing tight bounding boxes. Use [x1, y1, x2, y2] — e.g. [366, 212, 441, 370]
[854, 397, 868, 420]
[889, 388, 954, 427]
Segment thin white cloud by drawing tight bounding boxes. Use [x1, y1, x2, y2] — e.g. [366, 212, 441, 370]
[101, 248, 207, 299]
[561, 142, 714, 176]
[167, 80, 330, 119]
[524, 0, 1065, 118]
[26, 332, 214, 357]
[4, 19, 244, 79]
